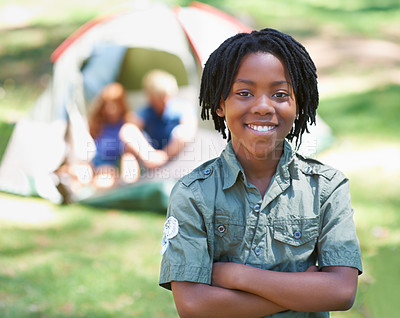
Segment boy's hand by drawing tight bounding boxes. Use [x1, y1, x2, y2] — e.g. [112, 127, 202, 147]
[212, 262, 246, 289]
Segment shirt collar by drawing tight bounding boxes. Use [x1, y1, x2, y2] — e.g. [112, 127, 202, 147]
[221, 142, 245, 190]
[220, 140, 298, 190]
[277, 140, 299, 184]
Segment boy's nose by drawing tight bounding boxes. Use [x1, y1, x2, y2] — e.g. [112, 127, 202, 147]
[252, 95, 274, 115]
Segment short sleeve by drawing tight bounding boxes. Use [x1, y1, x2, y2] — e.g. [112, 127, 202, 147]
[159, 181, 213, 290]
[137, 107, 150, 124]
[318, 175, 363, 274]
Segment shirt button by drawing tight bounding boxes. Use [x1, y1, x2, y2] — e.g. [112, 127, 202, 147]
[204, 168, 211, 175]
[293, 230, 302, 239]
[254, 246, 262, 256]
[217, 225, 226, 233]
[304, 166, 312, 174]
[253, 204, 261, 213]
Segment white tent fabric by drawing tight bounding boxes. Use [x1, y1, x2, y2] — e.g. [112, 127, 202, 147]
[175, 3, 251, 67]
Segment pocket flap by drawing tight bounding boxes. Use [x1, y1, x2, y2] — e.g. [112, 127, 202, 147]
[215, 215, 230, 237]
[274, 217, 319, 246]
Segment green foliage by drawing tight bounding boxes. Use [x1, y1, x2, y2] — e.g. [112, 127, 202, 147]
[318, 85, 400, 140]
[0, 22, 86, 122]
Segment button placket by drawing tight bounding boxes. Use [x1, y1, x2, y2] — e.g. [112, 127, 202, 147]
[253, 203, 261, 213]
[243, 192, 263, 264]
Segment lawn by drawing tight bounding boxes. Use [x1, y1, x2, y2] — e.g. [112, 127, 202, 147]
[0, 193, 176, 317]
[1, 0, 399, 317]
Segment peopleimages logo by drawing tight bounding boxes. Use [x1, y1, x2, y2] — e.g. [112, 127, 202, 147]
[84, 135, 318, 163]
[85, 137, 226, 163]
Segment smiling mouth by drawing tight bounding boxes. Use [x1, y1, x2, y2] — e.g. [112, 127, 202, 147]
[247, 124, 276, 132]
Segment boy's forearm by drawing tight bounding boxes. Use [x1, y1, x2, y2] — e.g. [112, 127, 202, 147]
[171, 281, 286, 318]
[212, 263, 358, 312]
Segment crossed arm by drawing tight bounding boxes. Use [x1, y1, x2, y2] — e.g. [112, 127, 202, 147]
[171, 263, 358, 318]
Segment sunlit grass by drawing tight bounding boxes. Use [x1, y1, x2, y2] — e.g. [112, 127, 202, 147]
[0, 195, 176, 317]
[214, 0, 400, 38]
[333, 167, 400, 318]
[318, 147, 400, 318]
[318, 84, 400, 141]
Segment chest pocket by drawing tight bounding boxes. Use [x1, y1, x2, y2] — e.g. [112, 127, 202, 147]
[273, 217, 319, 247]
[214, 211, 245, 260]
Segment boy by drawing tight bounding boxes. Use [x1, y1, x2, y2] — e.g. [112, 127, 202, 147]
[159, 28, 362, 317]
[120, 70, 197, 169]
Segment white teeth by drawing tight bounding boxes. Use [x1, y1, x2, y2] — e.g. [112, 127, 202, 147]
[248, 124, 275, 132]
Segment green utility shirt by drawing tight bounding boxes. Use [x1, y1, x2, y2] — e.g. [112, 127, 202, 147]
[160, 140, 362, 317]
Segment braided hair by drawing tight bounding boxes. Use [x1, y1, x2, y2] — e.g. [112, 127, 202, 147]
[199, 28, 318, 148]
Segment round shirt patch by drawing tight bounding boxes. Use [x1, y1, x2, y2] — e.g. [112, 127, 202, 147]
[160, 235, 169, 255]
[164, 216, 179, 240]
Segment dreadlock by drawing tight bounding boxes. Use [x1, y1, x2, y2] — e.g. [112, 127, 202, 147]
[199, 28, 318, 148]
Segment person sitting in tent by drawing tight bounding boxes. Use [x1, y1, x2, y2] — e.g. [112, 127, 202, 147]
[119, 69, 197, 169]
[88, 82, 141, 188]
[56, 71, 196, 202]
[56, 82, 140, 198]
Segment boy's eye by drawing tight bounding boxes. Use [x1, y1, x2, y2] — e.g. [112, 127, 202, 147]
[238, 91, 251, 97]
[274, 92, 289, 98]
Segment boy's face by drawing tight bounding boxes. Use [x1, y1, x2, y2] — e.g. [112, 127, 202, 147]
[217, 52, 297, 162]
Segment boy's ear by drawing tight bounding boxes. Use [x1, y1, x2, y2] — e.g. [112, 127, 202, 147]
[216, 108, 225, 117]
[216, 100, 225, 117]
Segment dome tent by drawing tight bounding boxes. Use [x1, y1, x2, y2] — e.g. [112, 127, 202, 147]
[0, 1, 332, 212]
[0, 1, 251, 212]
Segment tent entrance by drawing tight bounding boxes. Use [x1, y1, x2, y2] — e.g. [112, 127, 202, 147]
[80, 45, 197, 112]
[118, 48, 190, 91]
[117, 47, 197, 112]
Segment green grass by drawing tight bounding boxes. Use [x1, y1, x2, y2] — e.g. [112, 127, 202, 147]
[0, 195, 176, 317]
[318, 84, 400, 140]
[333, 168, 400, 318]
[200, 0, 400, 38]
